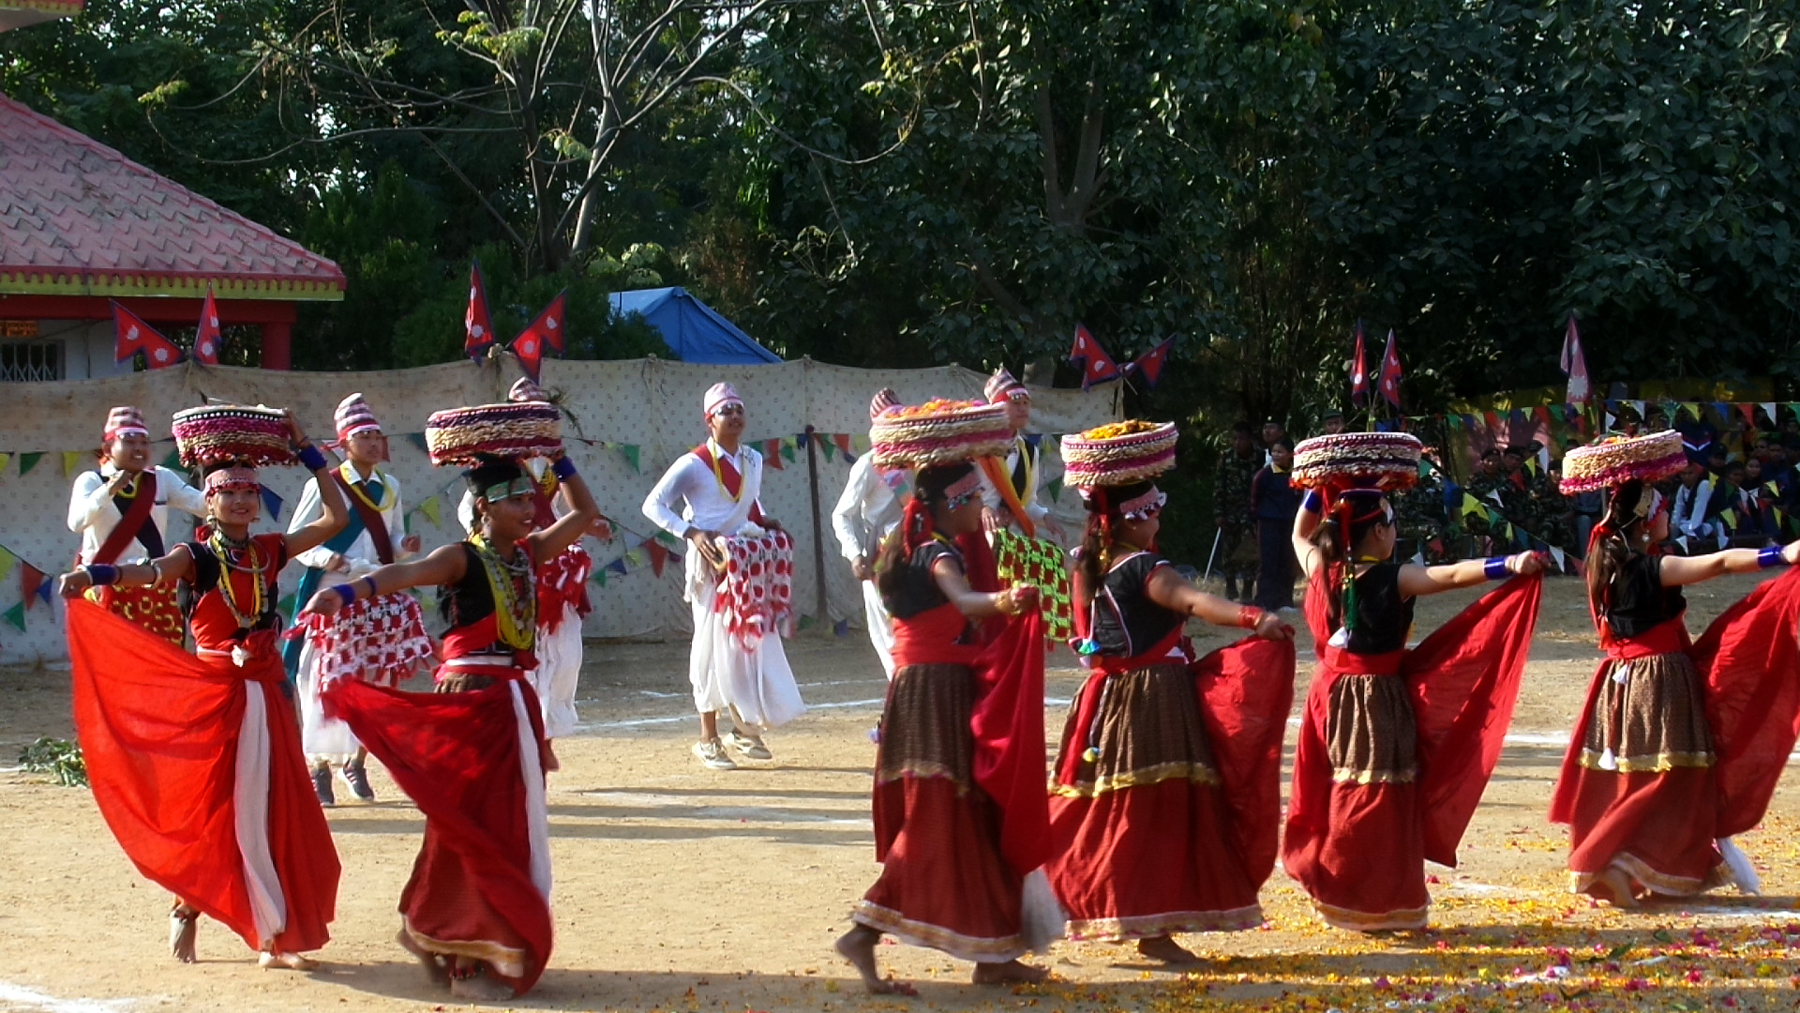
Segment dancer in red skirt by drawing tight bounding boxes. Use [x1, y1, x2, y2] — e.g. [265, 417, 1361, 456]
[1284, 432, 1544, 932]
[1047, 420, 1295, 963]
[1552, 431, 1800, 906]
[837, 396, 1057, 993]
[301, 451, 599, 1000]
[58, 410, 346, 969]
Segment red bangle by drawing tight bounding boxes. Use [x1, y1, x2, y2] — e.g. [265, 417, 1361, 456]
[1237, 606, 1264, 629]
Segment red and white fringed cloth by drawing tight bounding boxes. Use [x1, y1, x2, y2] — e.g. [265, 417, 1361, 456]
[290, 592, 435, 687]
[715, 530, 796, 650]
[537, 544, 593, 632]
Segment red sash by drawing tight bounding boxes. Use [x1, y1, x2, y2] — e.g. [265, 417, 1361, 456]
[333, 472, 396, 564]
[693, 444, 765, 525]
[93, 471, 158, 565]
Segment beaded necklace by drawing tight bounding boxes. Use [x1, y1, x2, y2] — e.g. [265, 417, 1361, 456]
[469, 531, 536, 651]
[206, 529, 268, 629]
[114, 471, 144, 500]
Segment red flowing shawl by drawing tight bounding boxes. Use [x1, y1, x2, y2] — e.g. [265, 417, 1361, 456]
[66, 600, 338, 954]
[1549, 566, 1800, 837]
[324, 677, 554, 993]
[1298, 570, 1544, 867]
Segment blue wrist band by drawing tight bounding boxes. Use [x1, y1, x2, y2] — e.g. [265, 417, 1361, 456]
[86, 564, 120, 586]
[1484, 556, 1510, 580]
[297, 444, 328, 471]
[329, 582, 358, 604]
[1758, 546, 1786, 569]
[551, 455, 578, 480]
[1302, 489, 1323, 512]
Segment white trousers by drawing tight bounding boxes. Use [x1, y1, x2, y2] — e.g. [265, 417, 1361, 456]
[688, 592, 806, 730]
[531, 605, 584, 739]
[296, 639, 360, 765]
[861, 579, 895, 678]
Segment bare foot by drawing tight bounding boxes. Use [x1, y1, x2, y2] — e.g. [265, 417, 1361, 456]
[972, 959, 1049, 985]
[1136, 935, 1201, 964]
[258, 951, 318, 971]
[449, 971, 515, 1002]
[1594, 867, 1640, 909]
[395, 928, 449, 983]
[168, 908, 198, 964]
[835, 926, 903, 995]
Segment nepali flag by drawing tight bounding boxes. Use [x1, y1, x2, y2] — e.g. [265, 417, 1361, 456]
[1350, 320, 1370, 407]
[1378, 328, 1403, 409]
[111, 302, 183, 369]
[510, 290, 566, 383]
[465, 260, 495, 362]
[1125, 335, 1176, 389]
[193, 288, 222, 365]
[1069, 322, 1121, 391]
[1560, 312, 1591, 405]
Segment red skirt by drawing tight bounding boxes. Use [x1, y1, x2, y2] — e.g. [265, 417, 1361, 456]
[1047, 663, 1263, 940]
[326, 666, 553, 995]
[854, 662, 1026, 962]
[1284, 669, 1430, 930]
[65, 602, 338, 954]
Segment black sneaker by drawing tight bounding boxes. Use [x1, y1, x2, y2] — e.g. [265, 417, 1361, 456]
[312, 765, 335, 807]
[340, 763, 375, 802]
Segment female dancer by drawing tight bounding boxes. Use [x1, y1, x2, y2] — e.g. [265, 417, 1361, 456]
[1552, 430, 1800, 906]
[836, 458, 1051, 993]
[300, 452, 599, 1000]
[1046, 422, 1295, 963]
[1286, 475, 1543, 931]
[58, 412, 346, 968]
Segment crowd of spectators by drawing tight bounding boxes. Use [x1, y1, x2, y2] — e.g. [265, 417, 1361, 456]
[1209, 404, 1800, 605]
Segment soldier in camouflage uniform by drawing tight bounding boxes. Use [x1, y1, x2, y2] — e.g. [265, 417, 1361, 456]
[1212, 423, 1261, 601]
[1396, 464, 1452, 563]
[1460, 448, 1506, 554]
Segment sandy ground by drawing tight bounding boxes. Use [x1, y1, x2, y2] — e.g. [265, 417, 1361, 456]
[5, 572, 1800, 1013]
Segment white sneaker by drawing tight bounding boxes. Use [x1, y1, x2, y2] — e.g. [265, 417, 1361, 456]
[692, 738, 737, 770]
[726, 729, 773, 761]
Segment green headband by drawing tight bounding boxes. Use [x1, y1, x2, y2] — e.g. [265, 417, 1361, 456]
[480, 477, 535, 503]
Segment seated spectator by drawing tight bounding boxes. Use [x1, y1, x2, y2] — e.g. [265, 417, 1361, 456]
[1670, 462, 1722, 551]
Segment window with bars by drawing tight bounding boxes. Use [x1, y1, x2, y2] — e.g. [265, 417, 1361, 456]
[0, 340, 64, 382]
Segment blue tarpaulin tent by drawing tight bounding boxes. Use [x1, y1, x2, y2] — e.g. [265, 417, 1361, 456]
[610, 286, 781, 364]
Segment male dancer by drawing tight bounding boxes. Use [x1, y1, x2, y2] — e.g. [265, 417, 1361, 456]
[831, 388, 906, 676]
[976, 368, 1060, 541]
[643, 382, 806, 769]
[67, 406, 208, 644]
[285, 393, 420, 804]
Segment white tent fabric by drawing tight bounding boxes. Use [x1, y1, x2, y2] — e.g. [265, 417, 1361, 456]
[0, 357, 1119, 664]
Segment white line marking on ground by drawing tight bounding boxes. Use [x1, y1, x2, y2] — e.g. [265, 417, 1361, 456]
[0, 981, 135, 1013]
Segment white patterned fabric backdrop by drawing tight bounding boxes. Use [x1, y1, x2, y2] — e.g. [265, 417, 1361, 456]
[0, 357, 1120, 664]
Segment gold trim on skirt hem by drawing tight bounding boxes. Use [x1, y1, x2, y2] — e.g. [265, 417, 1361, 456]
[1066, 904, 1264, 941]
[402, 917, 527, 979]
[851, 901, 1027, 963]
[1311, 899, 1428, 932]
[1568, 853, 1732, 898]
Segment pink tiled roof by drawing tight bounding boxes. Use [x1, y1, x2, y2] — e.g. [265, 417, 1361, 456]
[0, 93, 345, 300]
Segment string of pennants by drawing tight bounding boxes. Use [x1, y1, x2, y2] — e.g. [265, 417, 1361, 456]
[1448, 488, 1580, 575]
[0, 541, 58, 634]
